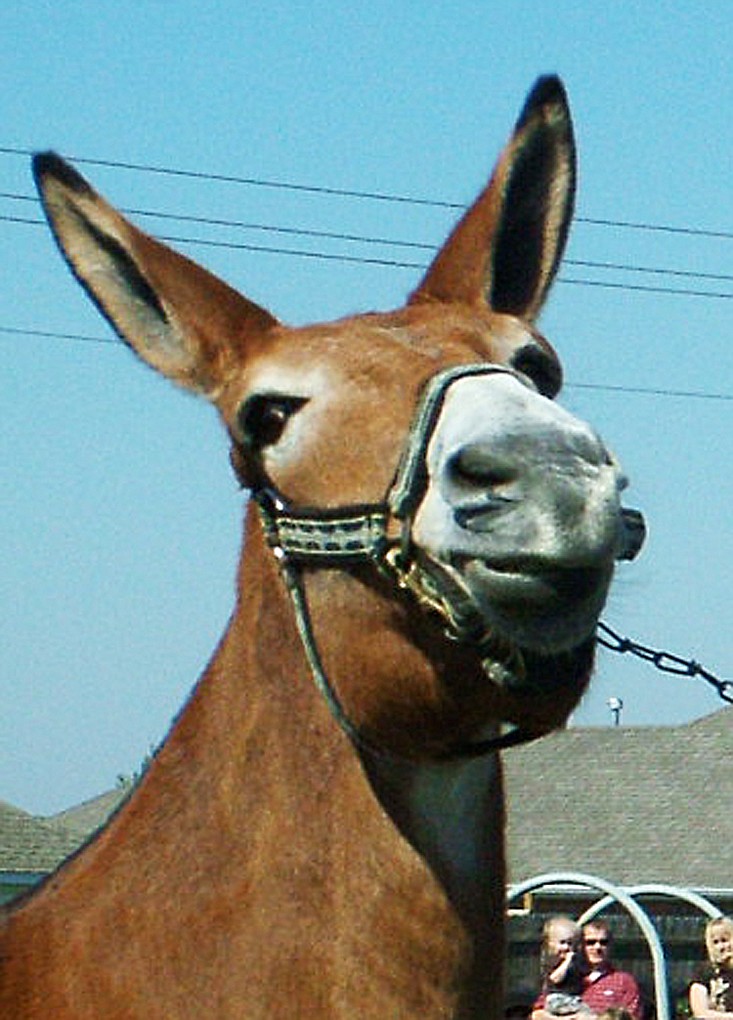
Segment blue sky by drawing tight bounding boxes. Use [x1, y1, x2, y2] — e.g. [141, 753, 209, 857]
[1, 1, 731, 815]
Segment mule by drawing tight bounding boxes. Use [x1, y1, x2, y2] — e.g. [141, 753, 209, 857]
[0, 77, 642, 1019]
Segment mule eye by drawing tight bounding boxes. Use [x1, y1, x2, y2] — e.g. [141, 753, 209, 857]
[510, 344, 562, 398]
[237, 394, 307, 449]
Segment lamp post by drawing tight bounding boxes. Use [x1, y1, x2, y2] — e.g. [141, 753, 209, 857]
[607, 696, 623, 727]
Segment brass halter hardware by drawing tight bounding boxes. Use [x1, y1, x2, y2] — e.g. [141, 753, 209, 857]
[382, 546, 528, 690]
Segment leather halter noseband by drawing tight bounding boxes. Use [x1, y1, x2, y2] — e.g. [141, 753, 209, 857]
[248, 363, 642, 761]
[255, 363, 521, 639]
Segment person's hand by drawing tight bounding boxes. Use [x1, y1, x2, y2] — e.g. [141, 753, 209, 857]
[551, 949, 576, 982]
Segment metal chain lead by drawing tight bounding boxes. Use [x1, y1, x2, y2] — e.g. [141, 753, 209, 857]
[597, 621, 733, 706]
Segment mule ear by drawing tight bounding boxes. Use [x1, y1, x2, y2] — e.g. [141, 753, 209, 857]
[33, 153, 279, 395]
[410, 76, 575, 322]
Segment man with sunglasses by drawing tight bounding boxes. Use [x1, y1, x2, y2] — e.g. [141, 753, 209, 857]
[581, 920, 643, 1019]
[532, 920, 643, 1020]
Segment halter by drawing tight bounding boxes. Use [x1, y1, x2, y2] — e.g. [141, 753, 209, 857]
[250, 362, 642, 761]
[255, 364, 519, 638]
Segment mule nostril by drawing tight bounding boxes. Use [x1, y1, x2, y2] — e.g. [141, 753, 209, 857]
[449, 444, 518, 490]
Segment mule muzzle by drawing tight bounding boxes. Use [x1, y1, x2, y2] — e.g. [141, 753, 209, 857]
[248, 362, 646, 757]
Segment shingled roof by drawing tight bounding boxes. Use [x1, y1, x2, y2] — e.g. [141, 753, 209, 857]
[45, 785, 131, 840]
[0, 800, 81, 875]
[504, 706, 732, 890]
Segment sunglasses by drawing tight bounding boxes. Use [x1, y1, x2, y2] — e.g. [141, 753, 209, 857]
[584, 938, 609, 946]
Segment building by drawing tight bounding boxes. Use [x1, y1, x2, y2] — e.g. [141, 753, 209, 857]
[0, 800, 81, 904]
[503, 706, 733, 1009]
[0, 787, 130, 904]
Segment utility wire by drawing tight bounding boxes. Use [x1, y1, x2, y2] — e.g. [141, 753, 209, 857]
[0, 193, 433, 251]
[2, 210, 732, 300]
[3, 195, 733, 286]
[2, 145, 732, 241]
[0, 325, 118, 345]
[3, 324, 733, 403]
[569, 380, 733, 402]
[559, 278, 733, 301]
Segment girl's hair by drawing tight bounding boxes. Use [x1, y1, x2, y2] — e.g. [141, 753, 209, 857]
[540, 916, 582, 973]
[704, 917, 733, 965]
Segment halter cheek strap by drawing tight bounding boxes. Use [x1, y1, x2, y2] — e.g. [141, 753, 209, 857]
[269, 537, 537, 761]
[256, 363, 516, 563]
[255, 364, 524, 656]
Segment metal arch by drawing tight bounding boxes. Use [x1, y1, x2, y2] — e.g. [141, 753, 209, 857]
[579, 883, 723, 926]
[507, 871, 671, 1020]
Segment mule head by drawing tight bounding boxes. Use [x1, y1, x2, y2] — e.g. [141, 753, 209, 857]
[33, 76, 642, 757]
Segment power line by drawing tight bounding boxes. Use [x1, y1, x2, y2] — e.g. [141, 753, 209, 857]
[569, 380, 733, 402]
[0, 212, 39, 227]
[0, 325, 118, 345]
[3, 195, 733, 285]
[567, 259, 733, 286]
[2, 210, 732, 301]
[3, 324, 733, 402]
[0, 145, 461, 208]
[2, 145, 732, 241]
[579, 215, 733, 242]
[0, 192, 433, 250]
[559, 277, 733, 301]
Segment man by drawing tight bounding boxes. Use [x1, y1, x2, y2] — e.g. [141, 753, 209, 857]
[580, 920, 643, 1019]
[532, 918, 643, 1020]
